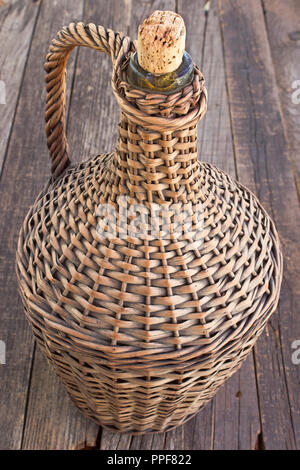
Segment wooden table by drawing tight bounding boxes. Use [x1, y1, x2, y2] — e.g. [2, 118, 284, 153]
[0, 0, 299, 450]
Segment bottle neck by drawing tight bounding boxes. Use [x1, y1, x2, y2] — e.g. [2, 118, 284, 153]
[126, 51, 194, 94]
[112, 63, 207, 204]
[115, 113, 202, 204]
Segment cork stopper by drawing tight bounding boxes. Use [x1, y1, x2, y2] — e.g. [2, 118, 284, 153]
[137, 10, 186, 75]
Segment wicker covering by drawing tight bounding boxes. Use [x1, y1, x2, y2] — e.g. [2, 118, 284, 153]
[16, 22, 282, 434]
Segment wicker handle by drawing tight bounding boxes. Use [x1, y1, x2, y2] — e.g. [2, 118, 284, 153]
[44, 22, 133, 178]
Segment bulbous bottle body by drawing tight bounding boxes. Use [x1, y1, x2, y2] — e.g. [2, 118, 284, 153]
[15, 21, 282, 433]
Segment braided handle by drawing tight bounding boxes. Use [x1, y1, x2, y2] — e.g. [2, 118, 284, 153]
[44, 22, 133, 178]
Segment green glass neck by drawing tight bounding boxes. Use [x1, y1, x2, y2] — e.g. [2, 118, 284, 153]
[126, 51, 194, 94]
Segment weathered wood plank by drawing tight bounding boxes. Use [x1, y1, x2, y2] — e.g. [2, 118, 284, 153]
[219, 0, 300, 449]
[186, 0, 235, 177]
[20, 0, 103, 451]
[213, 356, 260, 449]
[179, 0, 261, 450]
[173, 0, 213, 450]
[22, 349, 99, 450]
[204, 2, 260, 449]
[66, 0, 131, 165]
[263, 0, 300, 196]
[0, 0, 101, 450]
[0, 0, 40, 175]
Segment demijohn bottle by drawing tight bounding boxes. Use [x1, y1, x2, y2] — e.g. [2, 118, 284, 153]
[16, 11, 282, 434]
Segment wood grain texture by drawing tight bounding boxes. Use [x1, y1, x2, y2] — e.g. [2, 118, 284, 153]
[22, 349, 99, 450]
[66, 0, 131, 165]
[175, 2, 214, 449]
[0, 0, 100, 450]
[179, 0, 260, 450]
[263, 0, 300, 196]
[219, 0, 300, 449]
[20, 0, 102, 451]
[0, 0, 40, 175]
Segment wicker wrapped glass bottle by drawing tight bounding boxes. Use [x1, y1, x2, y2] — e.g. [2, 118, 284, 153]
[16, 11, 282, 433]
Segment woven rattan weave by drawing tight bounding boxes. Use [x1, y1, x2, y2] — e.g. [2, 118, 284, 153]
[16, 22, 282, 434]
